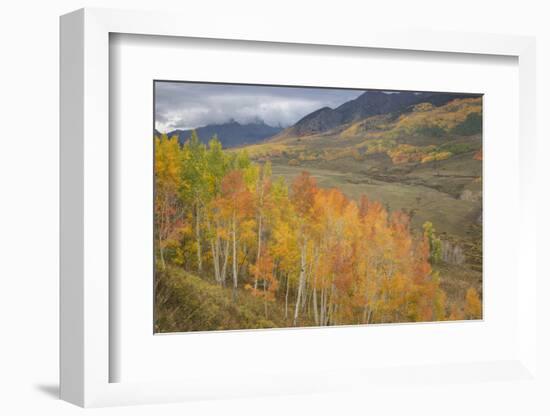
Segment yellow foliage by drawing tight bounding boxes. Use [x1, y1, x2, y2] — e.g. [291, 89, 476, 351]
[412, 102, 435, 112]
[421, 151, 452, 164]
[323, 148, 355, 161]
[361, 138, 396, 155]
[448, 303, 465, 321]
[234, 142, 296, 159]
[340, 114, 393, 138]
[391, 97, 482, 136]
[465, 287, 482, 319]
[288, 158, 300, 166]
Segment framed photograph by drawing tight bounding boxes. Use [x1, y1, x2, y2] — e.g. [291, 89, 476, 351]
[60, 8, 538, 408]
[152, 80, 484, 334]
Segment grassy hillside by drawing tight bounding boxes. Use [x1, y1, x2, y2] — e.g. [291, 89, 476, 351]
[155, 267, 314, 333]
[270, 160, 480, 239]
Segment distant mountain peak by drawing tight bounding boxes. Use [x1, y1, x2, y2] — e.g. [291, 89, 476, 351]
[167, 120, 282, 148]
[299, 106, 333, 119]
[278, 90, 480, 138]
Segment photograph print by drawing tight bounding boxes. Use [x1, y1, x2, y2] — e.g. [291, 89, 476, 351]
[154, 81, 483, 333]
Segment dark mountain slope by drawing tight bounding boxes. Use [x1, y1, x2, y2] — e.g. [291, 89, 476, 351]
[280, 91, 480, 138]
[291, 107, 343, 136]
[167, 120, 282, 148]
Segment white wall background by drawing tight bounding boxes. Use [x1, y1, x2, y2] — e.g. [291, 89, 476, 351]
[0, 0, 548, 415]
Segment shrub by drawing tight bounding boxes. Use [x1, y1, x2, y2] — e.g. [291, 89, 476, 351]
[288, 158, 300, 166]
[437, 142, 479, 154]
[452, 112, 482, 136]
[465, 287, 482, 319]
[415, 124, 447, 138]
[155, 268, 283, 332]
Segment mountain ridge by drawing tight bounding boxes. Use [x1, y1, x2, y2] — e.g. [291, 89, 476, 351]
[162, 120, 283, 148]
[277, 90, 481, 139]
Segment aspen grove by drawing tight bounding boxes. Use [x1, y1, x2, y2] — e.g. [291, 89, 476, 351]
[154, 132, 482, 329]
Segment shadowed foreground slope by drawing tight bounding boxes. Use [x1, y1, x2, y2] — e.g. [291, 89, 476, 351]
[155, 267, 310, 332]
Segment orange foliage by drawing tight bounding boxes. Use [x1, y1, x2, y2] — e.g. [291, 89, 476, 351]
[465, 287, 482, 319]
[154, 135, 481, 327]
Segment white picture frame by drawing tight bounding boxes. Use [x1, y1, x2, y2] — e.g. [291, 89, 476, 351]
[60, 7, 538, 408]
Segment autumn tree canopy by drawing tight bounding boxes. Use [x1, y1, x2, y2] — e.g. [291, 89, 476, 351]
[154, 132, 482, 327]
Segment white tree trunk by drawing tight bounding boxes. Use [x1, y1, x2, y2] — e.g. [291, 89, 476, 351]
[254, 214, 262, 290]
[293, 241, 307, 326]
[285, 274, 290, 320]
[158, 241, 166, 271]
[221, 239, 229, 285]
[195, 202, 202, 272]
[320, 287, 326, 326]
[313, 287, 319, 325]
[210, 238, 220, 283]
[232, 214, 238, 290]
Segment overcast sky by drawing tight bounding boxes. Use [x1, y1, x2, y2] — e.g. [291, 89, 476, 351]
[154, 82, 364, 132]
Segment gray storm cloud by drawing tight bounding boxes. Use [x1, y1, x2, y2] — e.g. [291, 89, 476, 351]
[154, 82, 363, 132]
